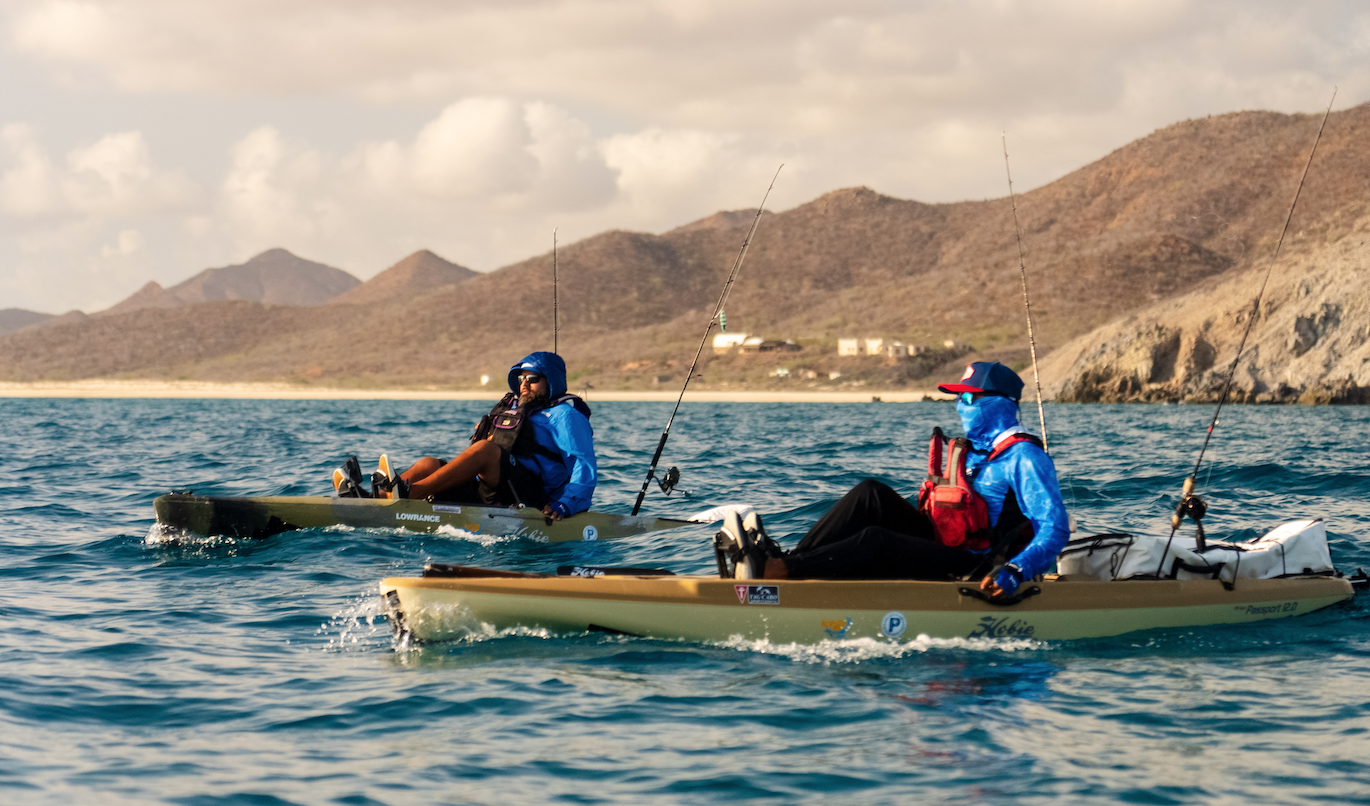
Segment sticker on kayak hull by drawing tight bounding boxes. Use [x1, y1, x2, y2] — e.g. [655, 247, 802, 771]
[822, 618, 853, 638]
[881, 611, 907, 639]
[582, 525, 599, 541]
[396, 512, 441, 523]
[734, 584, 780, 605]
[432, 505, 462, 514]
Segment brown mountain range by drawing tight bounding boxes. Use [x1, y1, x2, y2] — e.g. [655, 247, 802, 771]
[328, 250, 475, 306]
[0, 308, 55, 336]
[1, 103, 1367, 397]
[100, 248, 360, 316]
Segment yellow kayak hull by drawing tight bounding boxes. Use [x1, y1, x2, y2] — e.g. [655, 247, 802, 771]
[379, 569, 1354, 644]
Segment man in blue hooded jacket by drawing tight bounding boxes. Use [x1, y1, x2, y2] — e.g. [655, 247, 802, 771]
[724, 362, 1068, 599]
[378, 352, 596, 520]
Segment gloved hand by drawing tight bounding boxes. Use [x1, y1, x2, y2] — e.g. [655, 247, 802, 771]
[979, 563, 1024, 598]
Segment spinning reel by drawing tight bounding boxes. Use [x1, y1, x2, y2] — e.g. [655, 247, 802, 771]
[655, 466, 689, 498]
[1170, 476, 1208, 550]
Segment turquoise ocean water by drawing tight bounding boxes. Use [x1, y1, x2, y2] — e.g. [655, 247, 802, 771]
[3, 398, 1369, 804]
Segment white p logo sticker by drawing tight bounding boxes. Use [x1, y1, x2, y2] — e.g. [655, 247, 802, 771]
[582, 525, 599, 541]
[881, 612, 907, 639]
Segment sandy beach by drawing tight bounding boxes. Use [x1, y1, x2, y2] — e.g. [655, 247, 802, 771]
[0, 379, 952, 403]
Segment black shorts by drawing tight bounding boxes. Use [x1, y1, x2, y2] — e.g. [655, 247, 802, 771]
[429, 446, 548, 509]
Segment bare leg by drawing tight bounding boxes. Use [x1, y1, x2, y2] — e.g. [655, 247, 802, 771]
[400, 457, 447, 485]
[403, 440, 503, 500]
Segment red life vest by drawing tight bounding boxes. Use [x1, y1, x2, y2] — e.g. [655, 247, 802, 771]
[917, 427, 1042, 551]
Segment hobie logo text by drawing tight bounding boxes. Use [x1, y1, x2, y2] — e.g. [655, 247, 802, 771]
[967, 616, 1035, 638]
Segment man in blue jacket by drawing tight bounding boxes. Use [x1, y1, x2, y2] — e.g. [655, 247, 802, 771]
[375, 352, 596, 520]
[722, 362, 1068, 599]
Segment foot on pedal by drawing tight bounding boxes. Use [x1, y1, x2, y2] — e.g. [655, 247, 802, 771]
[333, 455, 368, 497]
[715, 510, 766, 579]
[742, 510, 784, 559]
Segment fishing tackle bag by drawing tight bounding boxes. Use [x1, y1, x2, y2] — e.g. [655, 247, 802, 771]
[1056, 519, 1334, 583]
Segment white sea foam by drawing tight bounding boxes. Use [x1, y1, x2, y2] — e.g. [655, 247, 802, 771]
[435, 523, 517, 545]
[716, 632, 1043, 663]
[143, 522, 239, 547]
[316, 592, 393, 651]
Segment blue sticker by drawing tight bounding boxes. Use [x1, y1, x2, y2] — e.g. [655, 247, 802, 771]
[881, 611, 907, 639]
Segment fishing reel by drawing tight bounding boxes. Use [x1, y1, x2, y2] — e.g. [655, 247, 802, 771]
[1170, 477, 1208, 550]
[656, 466, 690, 498]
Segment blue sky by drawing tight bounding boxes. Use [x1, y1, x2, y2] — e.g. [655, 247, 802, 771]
[1, 0, 1366, 313]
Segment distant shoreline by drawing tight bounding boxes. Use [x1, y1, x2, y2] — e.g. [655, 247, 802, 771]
[0, 380, 954, 403]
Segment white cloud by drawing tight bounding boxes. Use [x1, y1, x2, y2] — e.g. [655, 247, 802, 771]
[211, 99, 624, 272]
[2, 0, 1369, 312]
[0, 123, 60, 216]
[0, 125, 201, 218]
[101, 228, 142, 257]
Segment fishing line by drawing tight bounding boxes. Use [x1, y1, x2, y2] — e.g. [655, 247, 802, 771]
[630, 164, 783, 516]
[1002, 133, 1050, 451]
[553, 228, 559, 354]
[1157, 88, 1335, 572]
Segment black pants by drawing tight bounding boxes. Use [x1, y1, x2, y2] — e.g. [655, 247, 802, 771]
[782, 479, 987, 581]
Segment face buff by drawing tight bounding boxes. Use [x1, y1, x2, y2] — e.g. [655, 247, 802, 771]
[955, 395, 1022, 452]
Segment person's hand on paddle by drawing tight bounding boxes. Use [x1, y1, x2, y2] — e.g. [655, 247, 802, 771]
[542, 503, 563, 521]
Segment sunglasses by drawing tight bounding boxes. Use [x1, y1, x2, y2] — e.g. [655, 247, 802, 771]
[959, 391, 1001, 404]
[518, 374, 545, 385]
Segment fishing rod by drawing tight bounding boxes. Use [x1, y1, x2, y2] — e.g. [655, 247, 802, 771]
[1002, 133, 1050, 452]
[1159, 88, 1335, 565]
[553, 228, 559, 354]
[630, 164, 783, 516]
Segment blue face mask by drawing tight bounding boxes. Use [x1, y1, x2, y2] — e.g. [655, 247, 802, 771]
[955, 395, 1022, 451]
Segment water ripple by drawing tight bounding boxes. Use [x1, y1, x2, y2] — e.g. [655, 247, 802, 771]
[1, 398, 1368, 804]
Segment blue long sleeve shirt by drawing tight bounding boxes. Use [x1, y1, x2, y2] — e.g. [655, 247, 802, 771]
[964, 439, 1070, 581]
[516, 401, 597, 516]
[958, 396, 1070, 585]
[500, 351, 597, 516]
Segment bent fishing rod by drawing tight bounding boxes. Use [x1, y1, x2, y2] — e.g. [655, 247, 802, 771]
[1160, 88, 1335, 564]
[630, 164, 783, 516]
[1002, 133, 1050, 452]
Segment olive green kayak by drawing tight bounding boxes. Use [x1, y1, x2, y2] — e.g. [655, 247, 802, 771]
[379, 564, 1355, 644]
[154, 492, 692, 542]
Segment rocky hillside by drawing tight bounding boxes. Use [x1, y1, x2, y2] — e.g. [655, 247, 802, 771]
[1040, 220, 1370, 404]
[2, 102, 1368, 394]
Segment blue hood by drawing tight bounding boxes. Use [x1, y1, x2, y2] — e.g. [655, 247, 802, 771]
[507, 352, 568, 397]
[956, 395, 1022, 451]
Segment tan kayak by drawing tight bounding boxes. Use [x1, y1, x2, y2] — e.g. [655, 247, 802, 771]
[154, 492, 690, 542]
[379, 565, 1355, 644]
